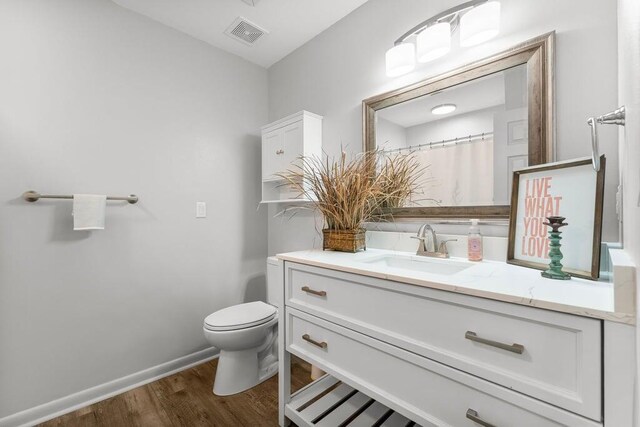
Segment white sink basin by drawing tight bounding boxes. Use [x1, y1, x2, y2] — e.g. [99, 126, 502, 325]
[360, 254, 473, 276]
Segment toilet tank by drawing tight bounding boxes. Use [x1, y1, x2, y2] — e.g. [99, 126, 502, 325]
[266, 257, 283, 309]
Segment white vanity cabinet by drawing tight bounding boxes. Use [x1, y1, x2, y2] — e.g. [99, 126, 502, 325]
[277, 253, 636, 427]
[261, 111, 322, 203]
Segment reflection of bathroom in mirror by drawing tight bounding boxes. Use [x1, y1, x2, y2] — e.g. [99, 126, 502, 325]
[376, 63, 528, 208]
[364, 33, 554, 219]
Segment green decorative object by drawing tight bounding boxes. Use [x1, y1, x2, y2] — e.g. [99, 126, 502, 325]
[541, 216, 571, 280]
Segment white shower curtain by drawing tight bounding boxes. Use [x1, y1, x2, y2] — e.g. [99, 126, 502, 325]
[411, 138, 494, 207]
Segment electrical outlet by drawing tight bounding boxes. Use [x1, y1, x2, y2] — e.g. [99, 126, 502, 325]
[196, 202, 206, 218]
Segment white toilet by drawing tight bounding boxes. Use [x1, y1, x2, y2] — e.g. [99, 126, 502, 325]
[203, 257, 281, 396]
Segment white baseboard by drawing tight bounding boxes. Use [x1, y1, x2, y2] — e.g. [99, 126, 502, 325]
[0, 347, 219, 427]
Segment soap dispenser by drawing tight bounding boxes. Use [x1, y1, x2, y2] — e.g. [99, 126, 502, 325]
[468, 219, 483, 261]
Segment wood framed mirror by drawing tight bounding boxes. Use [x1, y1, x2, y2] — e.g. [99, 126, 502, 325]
[363, 32, 555, 220]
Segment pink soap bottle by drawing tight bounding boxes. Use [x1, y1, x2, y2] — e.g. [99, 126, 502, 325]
[468, 219, 483, 261]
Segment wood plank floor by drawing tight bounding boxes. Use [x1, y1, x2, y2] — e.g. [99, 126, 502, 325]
[39, 357, 312, 427]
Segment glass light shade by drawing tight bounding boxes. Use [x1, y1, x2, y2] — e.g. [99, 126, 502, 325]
[460, 1, 501, 47]
[416, 22, 451, 63]
[385, 43, 415, 77]
[431, 104, 457, 115]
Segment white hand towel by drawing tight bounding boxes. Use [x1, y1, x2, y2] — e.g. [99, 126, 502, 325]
[73, 194, 106, 230]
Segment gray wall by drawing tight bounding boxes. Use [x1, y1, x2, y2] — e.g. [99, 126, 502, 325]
[267, 0, 620, 254]
[0, 0, 267, 419]
[404, 107, 499, 146]
[377, 117, 408, 150]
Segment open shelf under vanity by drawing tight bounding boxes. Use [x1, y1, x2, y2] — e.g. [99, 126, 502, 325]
[287, 374, 417, 427]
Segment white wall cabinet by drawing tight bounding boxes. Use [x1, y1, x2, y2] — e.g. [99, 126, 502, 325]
[261, 111, 322, 203]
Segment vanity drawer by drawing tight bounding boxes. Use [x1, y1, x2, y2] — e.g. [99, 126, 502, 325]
[285, 262, 602, 420]
[286, 308, 599, 427]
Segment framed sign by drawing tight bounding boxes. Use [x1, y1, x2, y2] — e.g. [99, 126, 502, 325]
[507, 156, 606, 279]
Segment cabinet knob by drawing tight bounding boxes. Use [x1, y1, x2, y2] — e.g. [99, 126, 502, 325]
[275, 149, 284, 155]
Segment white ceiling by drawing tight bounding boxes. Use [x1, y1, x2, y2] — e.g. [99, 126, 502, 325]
[377, 72, 508, 128]
[111, 0, 369, 68]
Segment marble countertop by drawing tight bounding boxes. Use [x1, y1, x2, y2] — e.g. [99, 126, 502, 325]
[277, 248, 635, 324]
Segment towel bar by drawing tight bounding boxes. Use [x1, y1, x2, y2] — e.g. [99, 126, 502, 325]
[587, 106, 626, 172]
[22, 191, 138, 204]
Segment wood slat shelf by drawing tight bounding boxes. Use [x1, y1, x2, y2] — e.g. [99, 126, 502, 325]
[286, 374, 418, 427]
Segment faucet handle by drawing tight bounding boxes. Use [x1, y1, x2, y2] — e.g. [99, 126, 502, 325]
[411, 235, 428, 252]
[438, 239, 457, 256]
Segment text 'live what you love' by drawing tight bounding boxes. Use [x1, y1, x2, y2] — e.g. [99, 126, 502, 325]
[520, 176, 562, 258]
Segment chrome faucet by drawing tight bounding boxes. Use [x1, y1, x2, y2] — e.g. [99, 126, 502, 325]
[411, 223, 457, 258]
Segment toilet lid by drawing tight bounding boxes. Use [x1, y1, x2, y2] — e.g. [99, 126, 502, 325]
[204, 301, 277, 331]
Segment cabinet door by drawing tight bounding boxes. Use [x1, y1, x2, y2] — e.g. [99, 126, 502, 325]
[281, 121, 303, 172]
[262, 129, 283, 181]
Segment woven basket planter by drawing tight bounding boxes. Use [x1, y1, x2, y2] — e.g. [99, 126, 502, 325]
[322, 228, 366, 253]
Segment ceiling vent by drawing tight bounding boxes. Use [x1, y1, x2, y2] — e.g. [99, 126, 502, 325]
[224, 17, 268, 46]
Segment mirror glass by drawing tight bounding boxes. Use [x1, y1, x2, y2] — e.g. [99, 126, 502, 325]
[376, 63, 528, 208]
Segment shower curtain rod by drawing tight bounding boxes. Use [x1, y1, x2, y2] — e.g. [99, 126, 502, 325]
[382, 131, 493, 154]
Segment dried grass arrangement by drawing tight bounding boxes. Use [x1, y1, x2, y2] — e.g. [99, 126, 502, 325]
[375, 152, 424, 209]
[278, 151, 381, 229]
[277, 150, 423, 252]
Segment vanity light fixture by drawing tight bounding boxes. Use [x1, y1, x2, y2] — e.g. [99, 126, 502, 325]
[386, 43, 416, 77]
[460, 1, 501, 46]
[431, 104, 457, 115]
[417, 22, 451, 63]
[385, 0, 501, 77]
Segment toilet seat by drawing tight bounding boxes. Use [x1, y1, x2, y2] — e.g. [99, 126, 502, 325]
[204, 301, 277, 332]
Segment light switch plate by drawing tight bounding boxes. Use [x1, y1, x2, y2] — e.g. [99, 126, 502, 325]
[196, 202, 206, 218]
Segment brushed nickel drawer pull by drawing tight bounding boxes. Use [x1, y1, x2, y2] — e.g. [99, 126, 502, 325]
[465, 331, 524, 354]
[466, 409, 496, 427]
[301, 286, 327, 297]
[302, 334, 327, 349]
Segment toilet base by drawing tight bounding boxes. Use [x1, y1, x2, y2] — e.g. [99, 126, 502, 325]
[213, 349, 278, 396]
